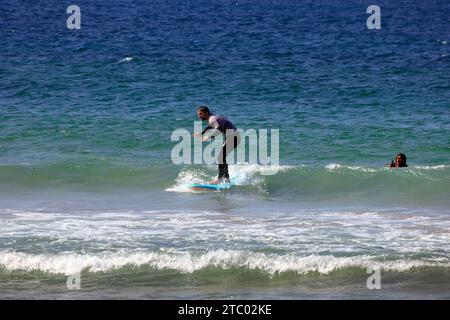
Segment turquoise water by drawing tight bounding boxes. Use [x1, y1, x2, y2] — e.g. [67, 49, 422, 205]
[1, 0, 449, 299]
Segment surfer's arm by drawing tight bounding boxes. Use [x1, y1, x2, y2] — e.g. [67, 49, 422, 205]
[192, 126, 213, 142]
[192, 126, 212, 137]
[201, 126, 212, 136]
[203, 117, 223, 140]
[197, 119, 221, 141]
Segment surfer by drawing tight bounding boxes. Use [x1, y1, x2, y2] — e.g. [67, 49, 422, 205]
[193, 106, 241, 184]
[389, 153, 408, 168]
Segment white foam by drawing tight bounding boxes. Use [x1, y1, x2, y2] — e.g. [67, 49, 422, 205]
[229, 163, 294, 180]
[0, 250, 446, 276]
[165, 168, 211, 192]
[119, 57, 134, 62]
[325, 163, 378, 173]
[413, 165, 450, 170]
[166, 164, 294, 192]
[2, 207, 449, 255]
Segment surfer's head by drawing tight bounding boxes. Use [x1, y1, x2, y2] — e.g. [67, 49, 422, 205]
[197, 105, 211, 121]
[395, 153, 407, 167]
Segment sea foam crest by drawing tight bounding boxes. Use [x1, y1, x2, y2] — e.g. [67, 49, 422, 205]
[166, 164, 294, 192]
[0, 250, 446, 276]
[325, 164, 378, 173]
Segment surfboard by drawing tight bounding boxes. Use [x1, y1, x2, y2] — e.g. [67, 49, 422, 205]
[189, 182, 233, 191]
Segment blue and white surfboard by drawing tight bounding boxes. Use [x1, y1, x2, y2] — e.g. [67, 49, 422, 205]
[189, 182, 233, 191]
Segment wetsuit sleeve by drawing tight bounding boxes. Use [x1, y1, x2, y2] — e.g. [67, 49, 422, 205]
[202, 116, 221, 136]
[201, 126, 212, 136]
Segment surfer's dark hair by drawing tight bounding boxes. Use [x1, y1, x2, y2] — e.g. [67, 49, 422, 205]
[197, 105, 210, 114]
[396, 153, 408, 167]
[397, 153, 407, 161]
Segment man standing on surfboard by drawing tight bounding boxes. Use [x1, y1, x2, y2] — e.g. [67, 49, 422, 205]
[193, 106, 241, 184]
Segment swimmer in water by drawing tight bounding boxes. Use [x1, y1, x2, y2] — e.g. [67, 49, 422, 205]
[389, 153, 408, 168]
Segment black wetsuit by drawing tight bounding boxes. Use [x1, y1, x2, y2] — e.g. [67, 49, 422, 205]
[201, 115, 240, 180]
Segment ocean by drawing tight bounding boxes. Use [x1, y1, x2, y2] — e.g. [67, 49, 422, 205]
[0, 0, 449, 299]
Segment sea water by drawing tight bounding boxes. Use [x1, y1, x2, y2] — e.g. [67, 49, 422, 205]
[0, 0, 449, 299]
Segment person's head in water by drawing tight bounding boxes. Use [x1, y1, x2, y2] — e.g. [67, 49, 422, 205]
[390, 153, 408, 168]
[197, 106, 211, 121]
